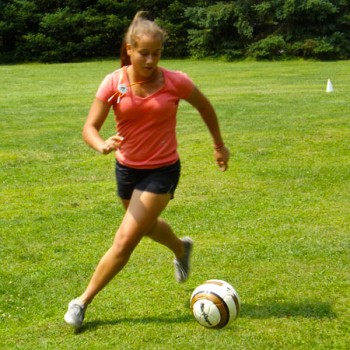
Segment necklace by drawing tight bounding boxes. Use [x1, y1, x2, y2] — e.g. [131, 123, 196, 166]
[108, 69, 159, 103]
[107, 80, 145, 103]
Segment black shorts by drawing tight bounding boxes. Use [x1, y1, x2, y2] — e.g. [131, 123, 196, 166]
[115, 160, 181, 200]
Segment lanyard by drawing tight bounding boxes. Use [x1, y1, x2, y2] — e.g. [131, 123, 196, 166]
[108, 69, 147, 103]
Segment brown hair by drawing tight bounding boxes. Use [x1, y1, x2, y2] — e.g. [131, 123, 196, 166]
[120, 11, 166, 67]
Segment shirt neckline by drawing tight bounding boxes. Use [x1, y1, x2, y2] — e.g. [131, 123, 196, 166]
[123, 66, 166, 100]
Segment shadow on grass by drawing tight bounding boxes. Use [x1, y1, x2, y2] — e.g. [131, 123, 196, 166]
[242, 300, 336, 319]
[75, 300, 335, 333]
[80, 314, 193, 333]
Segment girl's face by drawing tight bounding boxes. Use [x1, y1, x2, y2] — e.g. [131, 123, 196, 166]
[127, 34, 162, 79]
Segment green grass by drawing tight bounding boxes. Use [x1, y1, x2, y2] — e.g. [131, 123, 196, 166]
[1, 59, 349, 349]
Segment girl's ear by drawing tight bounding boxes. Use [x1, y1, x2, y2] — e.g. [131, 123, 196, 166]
[126, 43, 132, 56]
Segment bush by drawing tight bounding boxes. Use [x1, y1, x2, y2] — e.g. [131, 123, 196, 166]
[289, 32, 350, 60]
[186, 3, 247, 60]
[20, 33, 56, 62]
[247, 35, 286, 60]
[1, 0, 350, 62]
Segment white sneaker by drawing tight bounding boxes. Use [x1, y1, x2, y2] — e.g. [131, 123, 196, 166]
[64, 298, 86, 329]
[174, 237, 193, 283]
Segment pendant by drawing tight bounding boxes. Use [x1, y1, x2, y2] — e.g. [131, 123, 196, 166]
[118, 84, 128, 95]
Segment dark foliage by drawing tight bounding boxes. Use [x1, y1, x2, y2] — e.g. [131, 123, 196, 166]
[0, 0, 349, 62]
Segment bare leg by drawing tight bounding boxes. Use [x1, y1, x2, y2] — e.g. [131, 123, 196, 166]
[145, 219, 184, 259]
[78, 190, 172, 305]
[121, 199, 185, 260]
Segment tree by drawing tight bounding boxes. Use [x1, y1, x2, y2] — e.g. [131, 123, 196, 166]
[247, 0, 350, 59]
[0, 0, 349, 62]
[186, 2, 252, 59]
[186, 0, 350, 60]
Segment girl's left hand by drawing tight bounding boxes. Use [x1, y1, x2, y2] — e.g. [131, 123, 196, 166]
[214, 146, 230, 171]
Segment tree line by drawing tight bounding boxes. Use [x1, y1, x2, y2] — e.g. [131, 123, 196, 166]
[1, 0, 349, 63]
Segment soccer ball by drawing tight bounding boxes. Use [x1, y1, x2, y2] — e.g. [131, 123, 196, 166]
[190, 279, 240, 329]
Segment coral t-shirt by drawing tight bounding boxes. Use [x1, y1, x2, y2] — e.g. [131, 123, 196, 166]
[96, 66, 194, 169]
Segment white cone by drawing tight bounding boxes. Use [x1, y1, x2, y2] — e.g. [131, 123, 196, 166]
[326, 79, 334, 92]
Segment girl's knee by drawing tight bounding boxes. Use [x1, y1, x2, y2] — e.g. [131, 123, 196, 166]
[112, 228, 142, 256]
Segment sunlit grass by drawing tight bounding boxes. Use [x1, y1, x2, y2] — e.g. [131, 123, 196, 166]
[0, 59, 349, 349]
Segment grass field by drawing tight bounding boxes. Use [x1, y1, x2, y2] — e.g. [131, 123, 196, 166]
[1, 59, 349, 349]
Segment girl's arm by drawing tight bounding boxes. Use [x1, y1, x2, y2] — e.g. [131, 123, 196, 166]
[186, 86, 230, 171]
[82, 98, 123, 154]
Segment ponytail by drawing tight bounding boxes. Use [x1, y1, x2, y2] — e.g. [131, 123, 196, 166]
[120, 38, 131, 67]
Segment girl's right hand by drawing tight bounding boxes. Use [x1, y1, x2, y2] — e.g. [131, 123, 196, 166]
[99, 134, 124, 155]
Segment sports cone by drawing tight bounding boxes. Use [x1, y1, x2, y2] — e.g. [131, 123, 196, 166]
[326, 79, 334, 92]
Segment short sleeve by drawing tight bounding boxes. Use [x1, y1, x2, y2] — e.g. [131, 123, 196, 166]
[164, 69, 194, 100]
[174, 70, 195, 99]
[177, 71, 194, 99]
[95, 70, 121, 104]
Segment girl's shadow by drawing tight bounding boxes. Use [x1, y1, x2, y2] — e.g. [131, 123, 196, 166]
[80, 314, 193, 333]
[77, 300, 336, 333]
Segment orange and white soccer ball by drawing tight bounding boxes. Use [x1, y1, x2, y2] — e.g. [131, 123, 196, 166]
[190, 279, 240, 329]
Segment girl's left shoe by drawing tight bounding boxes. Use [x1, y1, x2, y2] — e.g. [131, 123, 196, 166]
[64, 298, 86, 329]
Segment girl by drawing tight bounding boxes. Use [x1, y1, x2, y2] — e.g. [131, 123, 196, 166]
[64, 11, 230, 329]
